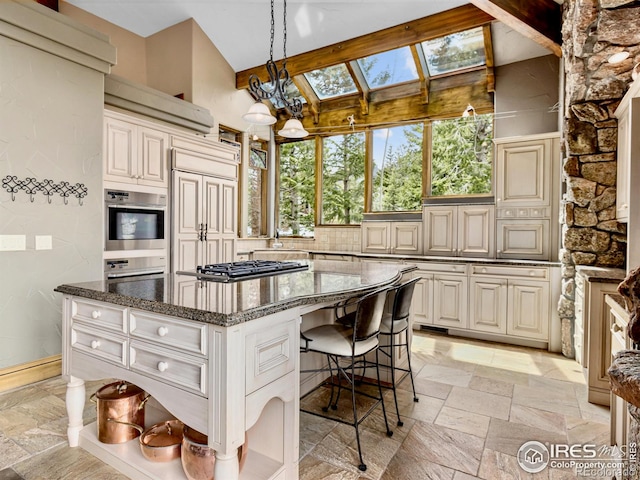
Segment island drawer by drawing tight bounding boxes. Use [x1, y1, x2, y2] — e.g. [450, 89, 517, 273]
[130, 310, 207, 356]
[72, 299, 126, 333]
[130, 340, 207, 396]
[245, 317, 297, 395]
[71, 323, 127, 366]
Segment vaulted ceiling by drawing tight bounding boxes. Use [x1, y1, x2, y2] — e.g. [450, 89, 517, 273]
[63, 0, 562, 135]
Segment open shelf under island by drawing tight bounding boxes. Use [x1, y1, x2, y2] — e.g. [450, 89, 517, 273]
[55, 260, 413, 480]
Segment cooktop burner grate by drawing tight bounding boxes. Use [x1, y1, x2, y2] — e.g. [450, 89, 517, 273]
[178, 260, 309, 282]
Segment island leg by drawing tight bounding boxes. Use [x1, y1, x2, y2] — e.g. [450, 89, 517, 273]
[214, 450, 240, 480]
[65, 375, 85, 447]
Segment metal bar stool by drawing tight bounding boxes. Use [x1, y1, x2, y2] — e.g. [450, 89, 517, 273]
[300, 286, 393, 472]
[378, 277, 420, 426]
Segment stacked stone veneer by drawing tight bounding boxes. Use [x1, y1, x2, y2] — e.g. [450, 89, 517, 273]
[558, 0, 640, 358]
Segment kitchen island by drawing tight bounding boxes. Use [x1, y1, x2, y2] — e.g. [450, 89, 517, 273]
[55, 260, 409, 480]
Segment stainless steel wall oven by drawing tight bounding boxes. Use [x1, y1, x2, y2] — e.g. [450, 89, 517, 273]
[105, 190, 167, 252]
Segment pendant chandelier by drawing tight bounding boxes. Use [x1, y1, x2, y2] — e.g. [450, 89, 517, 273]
[242, 0, 308, 139]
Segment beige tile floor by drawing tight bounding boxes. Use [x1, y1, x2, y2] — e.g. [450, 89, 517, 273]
[0, 331, 610, 480]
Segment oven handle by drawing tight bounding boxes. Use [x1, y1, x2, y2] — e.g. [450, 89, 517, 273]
[106, 204, 166, 211]
[107, 269, 165, 279]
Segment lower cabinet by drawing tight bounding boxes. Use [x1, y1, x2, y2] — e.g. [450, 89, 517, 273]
[608, 294, 631, 450]
[412, 262, 551, 346]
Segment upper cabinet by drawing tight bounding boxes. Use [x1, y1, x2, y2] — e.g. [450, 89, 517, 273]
[361, 221, 422, 255]
[104, 111, 170, 188]
[423, 205, 494, 258]
[493, 132, 560, 261]
[614, 76, 640, 223]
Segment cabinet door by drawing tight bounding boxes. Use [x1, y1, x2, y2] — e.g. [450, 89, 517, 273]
[172, 172, 203, 272]
[411, 273, 433, 326]
[433, 274, 468, 329]
[424, 207, 457, 256]
[496, 138, 551, 208]
[616, 102, 630, 222]
[104, 116, 137, 184]
[221, 180, 237, 236]
[496, 219, 550, 260]
[361, 222, 390, 253]
[469, 277, 507, 334]
[458, 206, 494, 257]
[507, 279, 549, 340]
[391, 222, 422, 255]
[138, 127, 169, 187]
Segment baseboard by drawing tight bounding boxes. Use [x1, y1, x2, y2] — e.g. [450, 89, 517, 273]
[0, 355, 62, 393]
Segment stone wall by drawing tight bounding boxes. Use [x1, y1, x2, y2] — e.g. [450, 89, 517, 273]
[559, 0, 640, 357]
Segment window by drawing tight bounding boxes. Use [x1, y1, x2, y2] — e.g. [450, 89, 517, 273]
[430, 113, 494, 196]
[420, 27, 486, 76]
[357, 46, 418, 88]
[304, 64, 358, 99]
[278, 140, 315, 236]
[372, 124, 423, 211]
[321, 133, 365, 224]
[247, 146, 267, 236]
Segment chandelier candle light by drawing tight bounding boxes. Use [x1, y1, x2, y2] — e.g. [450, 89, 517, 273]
[242, 0, 308, 138]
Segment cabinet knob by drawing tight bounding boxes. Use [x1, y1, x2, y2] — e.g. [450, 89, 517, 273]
[612, 323, 623, 333]
[90, 340, 101, 349]
[157, 361, 169, 372]
[91, 310, 101, 319]
[481, 268, 487, 274]
[529, 270, 535, 276]
[497, 198, 501, 202]
[622, 204, 628, 209]
[157, 326, 169, 337]
[497, 249, 502, 253]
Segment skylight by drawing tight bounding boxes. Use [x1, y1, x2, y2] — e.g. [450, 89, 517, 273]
[304, 64, 358, 99]
[420, 26, 486, 76]
[357, 46, 418, 88]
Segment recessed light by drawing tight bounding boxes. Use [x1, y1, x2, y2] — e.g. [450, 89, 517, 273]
[608, 51, 630, 64]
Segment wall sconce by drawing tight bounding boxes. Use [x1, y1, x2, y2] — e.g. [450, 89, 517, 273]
[462, 104, 476, 118]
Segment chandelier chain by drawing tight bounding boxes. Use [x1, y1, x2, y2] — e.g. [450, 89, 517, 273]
[269, 0, 275, 62]
[283, 0, 287, 69]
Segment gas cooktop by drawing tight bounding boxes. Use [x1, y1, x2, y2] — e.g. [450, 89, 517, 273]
[177, 260, 309, 282]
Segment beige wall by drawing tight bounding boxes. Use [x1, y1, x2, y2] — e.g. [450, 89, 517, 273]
[0, 18, 107, 368]
[59, 1, 147, 85]
[146, 19, 194, 103]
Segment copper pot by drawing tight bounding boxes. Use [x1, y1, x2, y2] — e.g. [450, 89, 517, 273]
[91, 381, 149, 444]
[181, 426, 248, 480]
[137, 419, 185, 462]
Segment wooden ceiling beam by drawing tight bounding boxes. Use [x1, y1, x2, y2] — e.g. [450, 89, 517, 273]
[236, 4, 494, 89]
[470, 0, 562, 57]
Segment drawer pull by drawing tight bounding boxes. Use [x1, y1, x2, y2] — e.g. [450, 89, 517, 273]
[612, 323, 624, 333]
[529, 271, 535, 276]
[481, 268, 487, 274]
[157, 327, 169, 337]
[157, 361, 169, 372]
[91, 310, 101, 319]
[90, 340, 101, 349]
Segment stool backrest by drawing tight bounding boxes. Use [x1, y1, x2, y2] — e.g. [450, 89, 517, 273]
[391, 277, 420, 322]
[353, 288, 388, 341]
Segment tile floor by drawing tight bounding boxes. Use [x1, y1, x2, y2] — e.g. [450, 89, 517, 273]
[0, 331, 610, 479]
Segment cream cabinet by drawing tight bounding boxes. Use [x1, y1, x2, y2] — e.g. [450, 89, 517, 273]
[361, 221, 422, 255]
[574, 268, 626, 406]
[469, 265, 549, 341]
[171, 137, 239, 275]
[494, 132, 560, 261]
[410, 262, 467, 329]
[104, 111, 169, 188]
[614, 76, 640, 223]
[608, 294, 631, 451]
[423, 205, 494, 257]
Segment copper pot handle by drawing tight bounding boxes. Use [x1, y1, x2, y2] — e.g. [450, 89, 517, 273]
[90, 392, 151, 411]
[106, 418, 144, 434]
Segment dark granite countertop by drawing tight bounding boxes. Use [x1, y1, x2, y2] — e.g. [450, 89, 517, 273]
[55, 260, 412, 327]
[576, 266, 627, 283]
[241, 249, 561, 268]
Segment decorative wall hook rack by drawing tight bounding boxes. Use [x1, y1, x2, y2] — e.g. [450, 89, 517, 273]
[2, 175, 88, 205]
